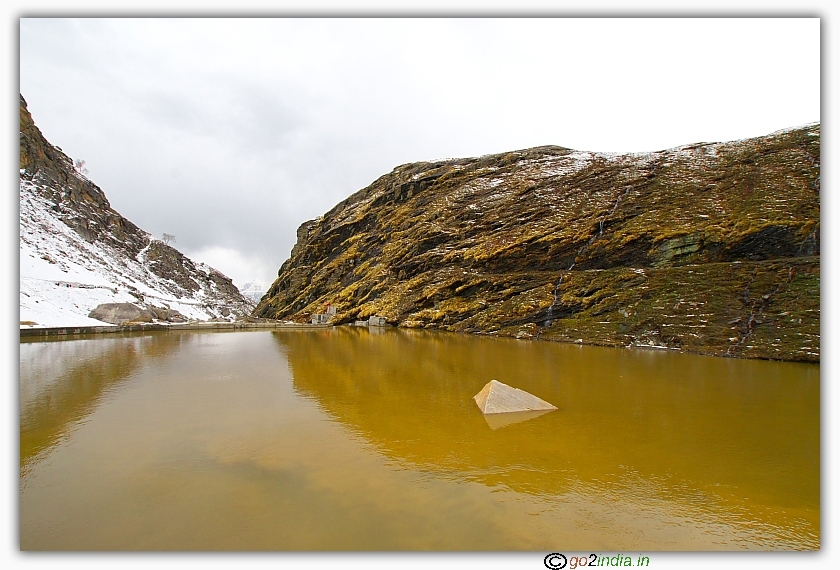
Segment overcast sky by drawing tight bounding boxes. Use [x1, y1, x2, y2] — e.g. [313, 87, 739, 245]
[19, 17, 820, 288]
[5, 6, 836, 570]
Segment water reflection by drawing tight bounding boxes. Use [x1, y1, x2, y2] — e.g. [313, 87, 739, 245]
[20, 333, 182, 478]
[482, 409, 554, 430]
[20, 328, 819, 550]
[275, 326, 819, 549]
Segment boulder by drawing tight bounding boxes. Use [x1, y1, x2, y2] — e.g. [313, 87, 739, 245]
[473, 379, 557, 415]
[168, 311, 187, 323]
[88, 303, 153, 324]
[148, 306, 170, 320]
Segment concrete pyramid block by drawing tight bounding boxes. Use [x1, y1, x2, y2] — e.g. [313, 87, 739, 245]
[483, 409, 554, 430]
[473, 379, 558, 415]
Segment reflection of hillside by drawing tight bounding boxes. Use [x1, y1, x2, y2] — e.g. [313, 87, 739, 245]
[275, 327, 819, 540]
[20, 332, 183, 477]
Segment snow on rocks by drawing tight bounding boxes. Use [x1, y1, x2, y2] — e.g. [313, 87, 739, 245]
[19, 174, 247, 328]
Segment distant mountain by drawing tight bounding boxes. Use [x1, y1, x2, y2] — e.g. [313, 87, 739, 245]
[239, 280, 269, 303]
[19, 94, 254, 327]
[254, 125, 820, 362]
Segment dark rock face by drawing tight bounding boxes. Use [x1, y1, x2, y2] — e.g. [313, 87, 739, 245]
[19, 95, 148, 258]
[255, 126, 819, 362]
[20, 94, 254, 320]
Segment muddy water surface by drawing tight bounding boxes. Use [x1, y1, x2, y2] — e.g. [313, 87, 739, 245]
[20, 328, 819, 550]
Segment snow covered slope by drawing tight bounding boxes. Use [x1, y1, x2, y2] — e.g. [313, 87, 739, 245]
[239, 280, 269, 303]
[19, 95, 254, 328]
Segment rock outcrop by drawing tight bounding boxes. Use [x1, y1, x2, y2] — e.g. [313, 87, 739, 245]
[20, 94, 254, 325]
[87, 302, 189, 324]
[254, 125, 820, 362]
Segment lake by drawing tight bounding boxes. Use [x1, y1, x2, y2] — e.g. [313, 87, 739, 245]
[19, 327, 819, 550]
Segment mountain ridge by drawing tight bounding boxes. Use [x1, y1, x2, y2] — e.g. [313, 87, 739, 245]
[19, 94, 254, 327]
[254, 124, 820, 362]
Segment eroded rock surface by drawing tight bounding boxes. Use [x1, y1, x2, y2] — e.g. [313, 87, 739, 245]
[88, 303, 153, 324]
[88, 303, 188, 324]
[254, 125, 820, 361]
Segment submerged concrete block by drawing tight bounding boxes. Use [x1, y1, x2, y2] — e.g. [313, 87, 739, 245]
[483, 409, 554, 430]
[473, 379, 557, 415]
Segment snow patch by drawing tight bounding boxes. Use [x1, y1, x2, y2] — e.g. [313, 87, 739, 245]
[20, 175, 243, 328]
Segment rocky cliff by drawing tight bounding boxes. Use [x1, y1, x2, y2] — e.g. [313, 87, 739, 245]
[20, 94, 254, 326]
[254, 125, 820, 362]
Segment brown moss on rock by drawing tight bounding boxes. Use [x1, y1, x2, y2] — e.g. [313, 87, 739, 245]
[255, 125, 820, 362]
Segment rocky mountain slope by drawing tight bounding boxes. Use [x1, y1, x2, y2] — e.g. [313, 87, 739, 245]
[20, 95, 254, 327]
[255, 125, 820, 362]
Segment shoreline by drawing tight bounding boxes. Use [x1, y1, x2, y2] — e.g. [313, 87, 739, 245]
[19, 321, 332, 338]
[18, 321, 819, 364]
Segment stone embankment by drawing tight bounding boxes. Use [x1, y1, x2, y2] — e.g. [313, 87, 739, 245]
[20, 320, 330, 338]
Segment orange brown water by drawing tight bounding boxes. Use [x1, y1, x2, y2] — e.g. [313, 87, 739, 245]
[20, 328, 819, 550]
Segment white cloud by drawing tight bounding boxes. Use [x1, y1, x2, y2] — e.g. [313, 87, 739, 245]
[18, 17, 820, 287]
[185, 246, 276, 288]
